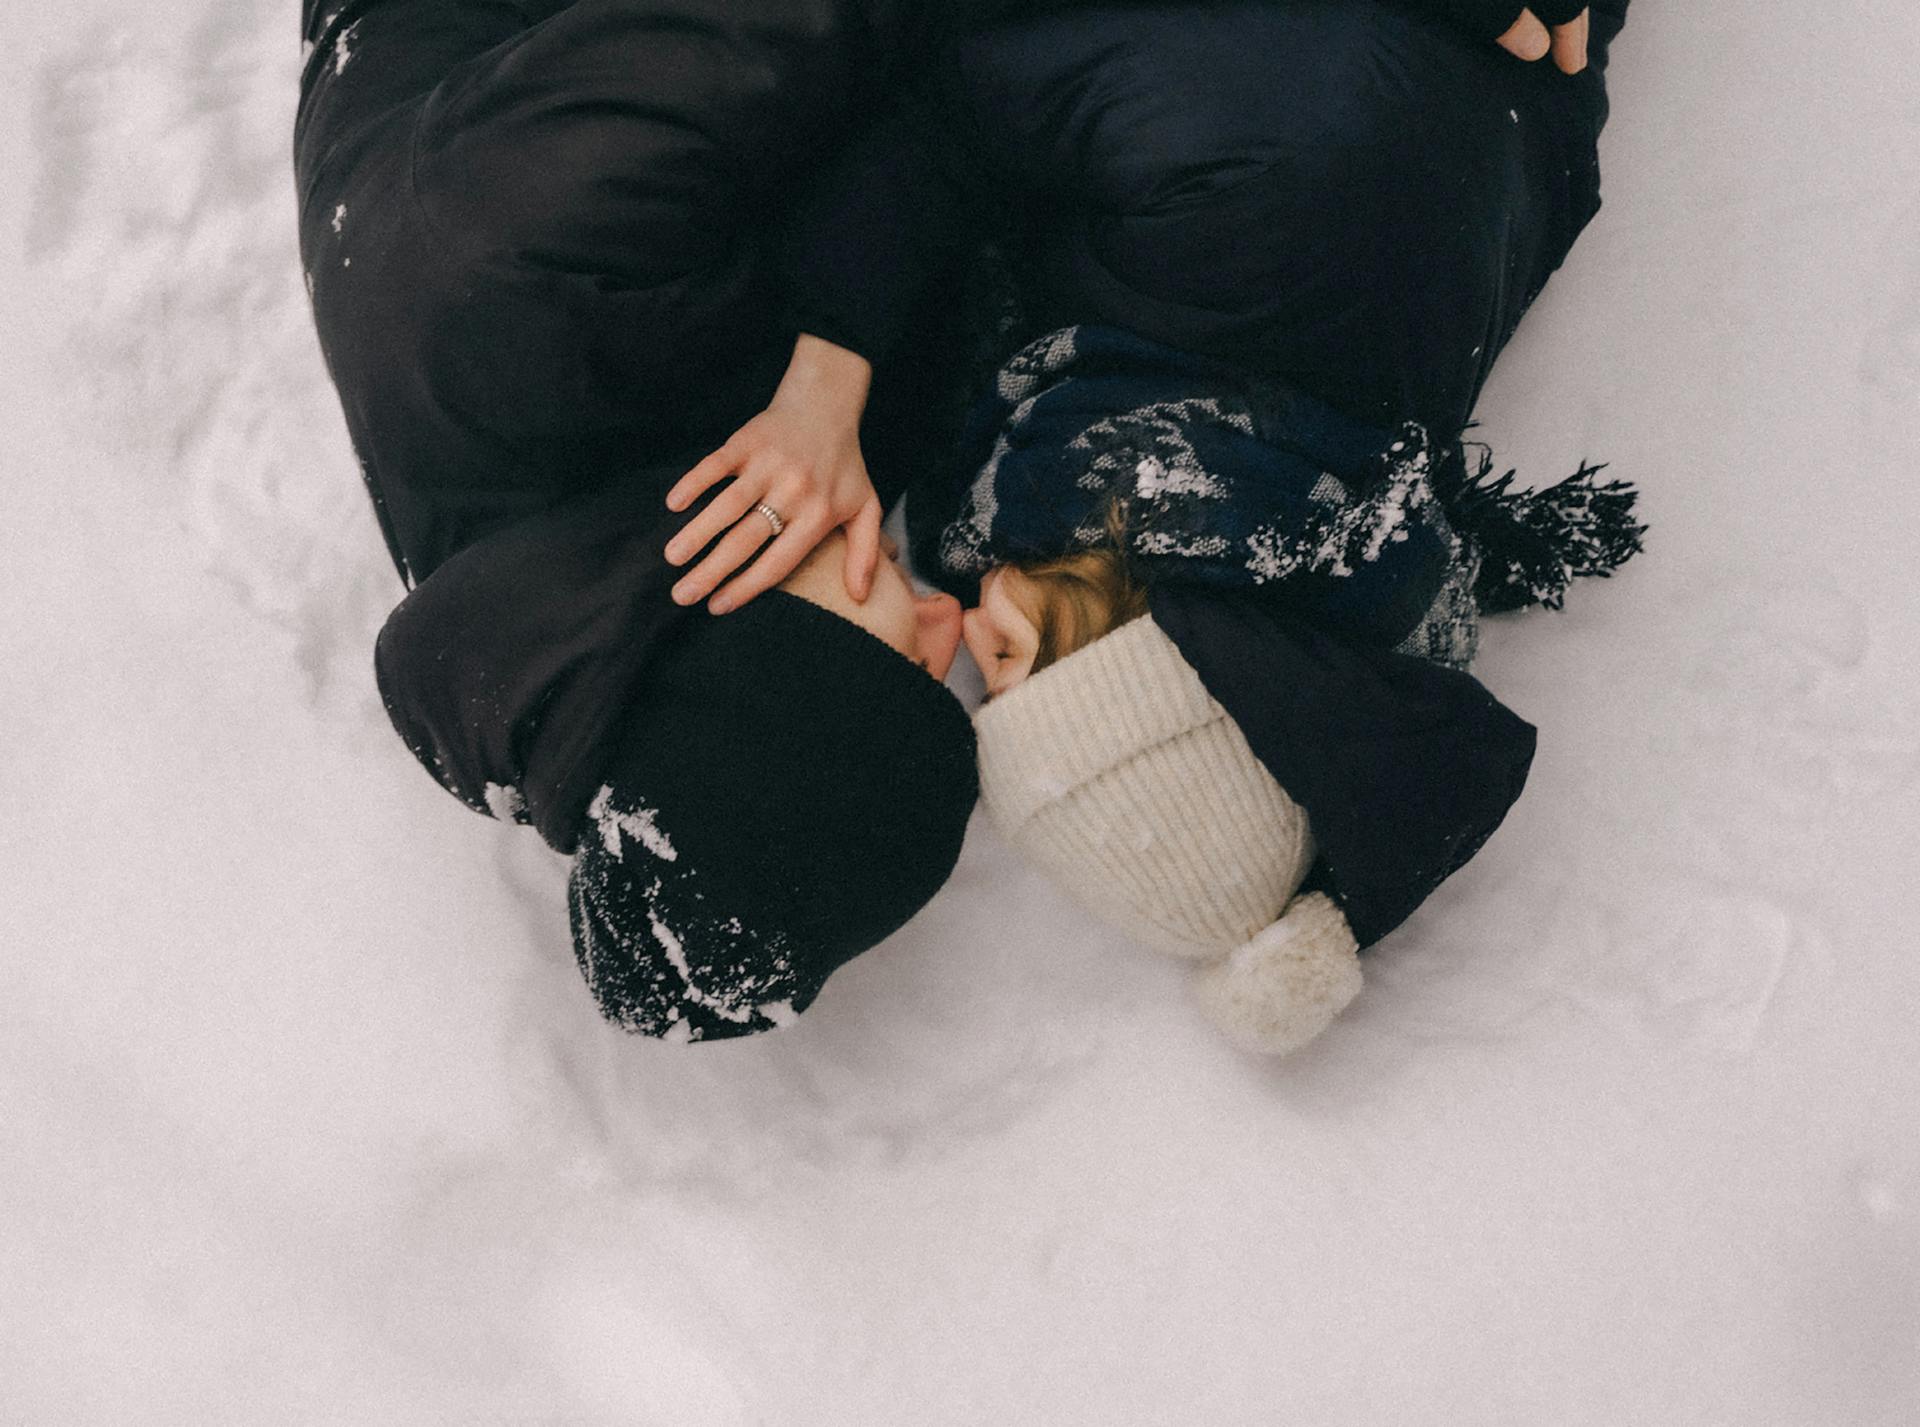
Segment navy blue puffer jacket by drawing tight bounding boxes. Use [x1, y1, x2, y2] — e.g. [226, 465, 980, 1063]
[951, 0, 1628, 432]
[792, 0, 1630, 441]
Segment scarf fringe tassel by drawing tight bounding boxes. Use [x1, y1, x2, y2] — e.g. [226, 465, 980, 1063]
[1436, 441, 1649, 615]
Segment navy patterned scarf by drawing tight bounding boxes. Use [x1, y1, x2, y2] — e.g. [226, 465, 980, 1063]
[935, 325, 1644, 669]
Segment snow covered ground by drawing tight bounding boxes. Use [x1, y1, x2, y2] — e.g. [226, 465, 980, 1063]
[4, 2, 1917, 1422]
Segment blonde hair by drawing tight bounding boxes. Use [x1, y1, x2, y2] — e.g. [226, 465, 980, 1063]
[1003, 502, 1149, 675]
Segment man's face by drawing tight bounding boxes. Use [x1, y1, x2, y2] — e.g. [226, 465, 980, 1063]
[780, 533, 963, 681]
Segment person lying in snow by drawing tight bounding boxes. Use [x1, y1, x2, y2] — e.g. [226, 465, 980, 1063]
[901, 0, 1640, 1053]
[294, 0, 1015, 1042]
[935, 329, 1641, 1055]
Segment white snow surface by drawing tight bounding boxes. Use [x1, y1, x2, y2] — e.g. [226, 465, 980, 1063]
[5, 3, 1919, 1423]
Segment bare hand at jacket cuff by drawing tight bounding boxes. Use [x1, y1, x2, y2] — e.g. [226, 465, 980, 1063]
[663, 334, 883, 615]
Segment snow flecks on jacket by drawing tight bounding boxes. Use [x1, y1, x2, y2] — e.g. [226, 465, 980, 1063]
[482, 781, 525, 822]
[586, 783, 677, 862]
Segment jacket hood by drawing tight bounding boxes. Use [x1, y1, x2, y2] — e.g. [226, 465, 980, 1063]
[374, 472, 695, 853]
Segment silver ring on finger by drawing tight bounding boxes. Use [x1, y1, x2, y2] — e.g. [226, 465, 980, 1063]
[754, 502, 786, 538]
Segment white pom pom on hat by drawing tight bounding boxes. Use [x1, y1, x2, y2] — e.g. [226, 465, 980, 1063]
[975, 614, 1362, 1056]
[1190, 891, 1361, 1055]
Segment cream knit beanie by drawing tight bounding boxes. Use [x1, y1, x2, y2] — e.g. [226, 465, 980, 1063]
[976, 615, 1362, 1055]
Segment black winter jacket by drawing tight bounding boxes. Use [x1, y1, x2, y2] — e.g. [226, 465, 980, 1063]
[296, 0, 931, 583]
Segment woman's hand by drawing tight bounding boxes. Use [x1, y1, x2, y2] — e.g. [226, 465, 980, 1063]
[663, 333, 884, 615]
[1495, 6, 1589, 74]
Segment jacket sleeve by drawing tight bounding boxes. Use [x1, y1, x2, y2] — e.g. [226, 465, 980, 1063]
[1148, 584, 1538, 949]
[410, 0, 923, 291]
[773, 95, 983, 367]
[1387, 0, 1587, 40]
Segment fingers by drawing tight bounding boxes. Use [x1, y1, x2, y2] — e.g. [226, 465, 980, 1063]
[1495, 6, 1589, 72]
[707, 516, 833, 615]
[671, 505, 792, 609]
[663, 476, 763, 567]
[666, 441, 742, 513]
[842, 499, 883, 604]
[1550, 9, 1590, 74]
[1496, 9, 1550, 62]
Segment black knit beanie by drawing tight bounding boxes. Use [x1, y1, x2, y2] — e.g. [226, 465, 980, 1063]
[567, 591, 979, 1042]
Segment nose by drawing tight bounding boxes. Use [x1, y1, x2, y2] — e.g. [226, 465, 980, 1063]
[960, 607, 996, 682]
[914, 592, 964, 682]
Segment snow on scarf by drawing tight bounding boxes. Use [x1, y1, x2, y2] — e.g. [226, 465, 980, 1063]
[936, 325, 1645, 668]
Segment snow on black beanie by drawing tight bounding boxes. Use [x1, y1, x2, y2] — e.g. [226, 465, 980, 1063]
[566, 592, 979, 1043]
